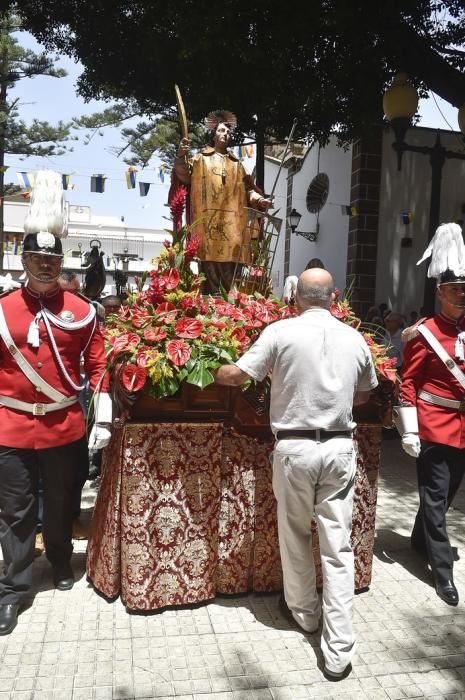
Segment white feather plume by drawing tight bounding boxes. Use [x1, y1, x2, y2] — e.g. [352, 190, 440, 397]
[416, 222, 465, 278]
[283, 275, 298, 302]
[23, 170, 67, 239]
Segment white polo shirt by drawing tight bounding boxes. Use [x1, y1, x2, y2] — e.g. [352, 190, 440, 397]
[236, 308, 378, 434]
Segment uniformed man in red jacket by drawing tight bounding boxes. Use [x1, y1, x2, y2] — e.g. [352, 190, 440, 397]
[0, 229, 111, 635]
[394, 222, 465, 606]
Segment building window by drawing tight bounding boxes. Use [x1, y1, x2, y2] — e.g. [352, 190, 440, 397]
[306, 173, 329, 213]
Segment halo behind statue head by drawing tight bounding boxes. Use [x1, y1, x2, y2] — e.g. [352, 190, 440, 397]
[204, 110, 237, 131]
[23, 170, 68, 239]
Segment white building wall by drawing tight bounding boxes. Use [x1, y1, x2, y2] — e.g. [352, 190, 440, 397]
[265, 138, 353, 297]
[2, 199, 168, 292]
[376, 126, 465, 314]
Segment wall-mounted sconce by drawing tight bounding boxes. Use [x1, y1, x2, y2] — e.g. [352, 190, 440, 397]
[288, 208, 319, 242]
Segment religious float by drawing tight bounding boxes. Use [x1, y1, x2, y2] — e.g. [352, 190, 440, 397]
[86, 213, 398, 612]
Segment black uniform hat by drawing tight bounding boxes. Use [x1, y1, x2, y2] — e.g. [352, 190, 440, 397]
[22, 231, 63, 257]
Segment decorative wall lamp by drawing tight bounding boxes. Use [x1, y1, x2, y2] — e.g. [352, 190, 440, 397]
[288, 208, 319, 242]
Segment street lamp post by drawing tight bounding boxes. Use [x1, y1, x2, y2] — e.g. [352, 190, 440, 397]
[383, 73, 465, 315]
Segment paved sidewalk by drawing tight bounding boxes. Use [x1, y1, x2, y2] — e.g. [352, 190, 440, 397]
[2, 436, 465, 699]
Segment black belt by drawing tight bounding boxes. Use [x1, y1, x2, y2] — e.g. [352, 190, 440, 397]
[276, 429, 352, 441]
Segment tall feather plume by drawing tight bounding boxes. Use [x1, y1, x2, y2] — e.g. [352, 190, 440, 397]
[23, 170, 67, 239]
[416, 223, 465, 278]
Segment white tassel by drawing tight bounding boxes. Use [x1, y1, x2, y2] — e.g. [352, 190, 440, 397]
[27, 316, 41, 347]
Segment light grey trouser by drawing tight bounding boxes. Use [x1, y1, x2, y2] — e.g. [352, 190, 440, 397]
[272, 436, 356, 673]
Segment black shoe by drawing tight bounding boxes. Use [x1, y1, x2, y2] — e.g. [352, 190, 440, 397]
[323, 663, 352, 681]
[435, 580, 459, 606]
[0, 604, 19, 635]
[52, 564, 74, 591]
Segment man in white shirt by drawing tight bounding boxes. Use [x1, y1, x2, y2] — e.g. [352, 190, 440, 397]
[215, 268, 377, 679]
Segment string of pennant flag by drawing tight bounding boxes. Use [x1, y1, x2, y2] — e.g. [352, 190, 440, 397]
[9, 165, 171, 197]
[6, 145, 256, 198]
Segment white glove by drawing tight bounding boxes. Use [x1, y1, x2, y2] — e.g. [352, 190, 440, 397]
[401, 433, 421, 458]
[88, 425, 111, 450]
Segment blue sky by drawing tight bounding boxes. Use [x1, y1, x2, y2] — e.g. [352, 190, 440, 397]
[6, 30, 460, 231]
[7, 32, 171, 230]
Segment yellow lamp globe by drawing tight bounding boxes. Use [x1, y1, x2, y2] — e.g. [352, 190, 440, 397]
[383, 73, 419, 122]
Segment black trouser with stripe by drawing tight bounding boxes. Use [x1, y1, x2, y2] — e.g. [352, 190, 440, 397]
[0, 439, 81, 604]
[411, 440, 465, 584]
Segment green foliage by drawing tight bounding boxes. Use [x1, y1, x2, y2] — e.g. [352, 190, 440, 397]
[73, 108, 206, 169]
[0, 11, 76, 159]
[9, 0, 465, 149]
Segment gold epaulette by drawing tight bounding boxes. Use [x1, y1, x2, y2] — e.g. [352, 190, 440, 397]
[401, 317, 427, 343]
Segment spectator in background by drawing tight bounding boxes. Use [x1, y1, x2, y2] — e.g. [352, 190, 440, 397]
[384, 311, 404, 369]
[101, 295, 122, 317]
[378, 302, 390, 320]
[365, 305, 381, 323]
[305, 258, 325, 270]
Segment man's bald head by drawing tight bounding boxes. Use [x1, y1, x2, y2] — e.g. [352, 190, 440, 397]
[296, 268, 335, 310]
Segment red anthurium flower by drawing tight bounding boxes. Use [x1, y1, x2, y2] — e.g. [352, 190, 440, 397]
[155, 302, 178, 322]
[208, 320, 227, 330]
[108, 332, 140, 357]
[175, 317, 202, 339]
[166, 339, 191, 366]
[231, 327, 251, 351]
[136, 349, 157, 368]
[162, 268, 180, 290]
[244, 319, 263, 329]
[144, 327, 168, 342]
[330, 303, 350, 319]
[120, 364, 147, 392]
[213, 301, 235, 316]
[256, 309, 278, 324]
[231, 308, 247, 321]
[130, 311, 149, 329]
[156, 301, 176, 314]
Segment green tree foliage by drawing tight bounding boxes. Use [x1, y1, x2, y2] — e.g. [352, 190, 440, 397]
[9, 1, 465, 184]
[74, 106, 206, 169]
[0, 11, 77, 268]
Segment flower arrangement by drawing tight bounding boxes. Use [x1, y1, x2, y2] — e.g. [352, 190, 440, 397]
[105, 225, 295, 400]
[329, 293, 398, 385]
[104, 223, 397, 404]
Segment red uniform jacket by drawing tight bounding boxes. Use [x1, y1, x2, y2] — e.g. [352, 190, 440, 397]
[0, 287, 109, 449]
[401, 313, 465, 448]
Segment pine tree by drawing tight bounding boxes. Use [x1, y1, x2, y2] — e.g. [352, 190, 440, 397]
[0, 12, 75, 270]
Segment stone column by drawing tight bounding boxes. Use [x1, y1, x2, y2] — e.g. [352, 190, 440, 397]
[346, 128, 383, 318]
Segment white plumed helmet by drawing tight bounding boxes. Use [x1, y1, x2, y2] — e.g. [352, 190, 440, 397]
[23, 170, 68, 239]
[416, 222, 465, 284]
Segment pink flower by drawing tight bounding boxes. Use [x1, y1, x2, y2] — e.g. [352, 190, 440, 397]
[185, 234, 200, 260]
[175, 317, 203, 339]
[144, 327, 167, 342]
[108, 332, 140, 358]
[166, 339, 191, 366]
[155, 302, 178, 322]
[136, 349, 157, 368]
[162, 268, 180, 291]
[330, 302, 350, 320]
[120, 364, 147, 392]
